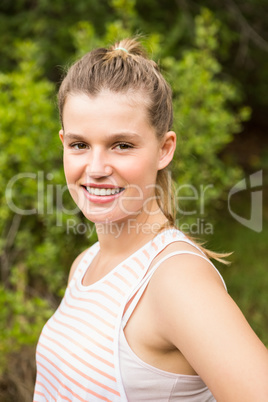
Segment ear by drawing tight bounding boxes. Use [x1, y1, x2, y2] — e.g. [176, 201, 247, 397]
[158, 131, 176, 170]
[59, 129, 64, 144]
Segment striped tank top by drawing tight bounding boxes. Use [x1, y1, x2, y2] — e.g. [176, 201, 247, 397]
[34, 229, 224, 401]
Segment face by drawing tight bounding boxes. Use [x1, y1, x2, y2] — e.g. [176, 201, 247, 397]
[60, 90, 175, 225]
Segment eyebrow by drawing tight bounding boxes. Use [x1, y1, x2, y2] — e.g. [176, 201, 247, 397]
[64, 131, 142, 142]
[64, 133, 88, 141]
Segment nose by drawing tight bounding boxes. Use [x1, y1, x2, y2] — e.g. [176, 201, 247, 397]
[85, 148, 113, 179]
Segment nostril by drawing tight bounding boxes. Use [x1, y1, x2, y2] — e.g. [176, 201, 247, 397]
[85, 165, 112, 178]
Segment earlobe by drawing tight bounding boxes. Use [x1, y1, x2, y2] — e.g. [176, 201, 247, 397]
[59, 129, 64, 144]
[158, 131, 176, 170]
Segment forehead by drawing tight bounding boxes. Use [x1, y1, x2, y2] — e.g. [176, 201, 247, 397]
[62, 90, 151, 124]
[65, 88, 149, 109]
[62, 90, 155, 137]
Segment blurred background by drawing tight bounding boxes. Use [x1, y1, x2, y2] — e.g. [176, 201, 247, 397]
[0, 0, 267, 400]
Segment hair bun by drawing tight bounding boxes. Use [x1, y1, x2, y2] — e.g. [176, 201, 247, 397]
[108, 38, 148, 59]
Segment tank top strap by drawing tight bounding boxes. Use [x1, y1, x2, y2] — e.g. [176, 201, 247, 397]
[122, 249, 227, 329]
[69, 241, 100, 283]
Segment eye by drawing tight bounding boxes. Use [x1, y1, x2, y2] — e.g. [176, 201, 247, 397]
[114, 142, 134, 150]
[70, 142, 88, 150]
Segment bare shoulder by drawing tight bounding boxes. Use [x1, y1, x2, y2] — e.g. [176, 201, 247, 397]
[67, 248, 90, 283]
[148, 245, 228, 330]
[147, 240, 229, 348]
[147, 242, 268, 401]
[150, 239, 226, 290]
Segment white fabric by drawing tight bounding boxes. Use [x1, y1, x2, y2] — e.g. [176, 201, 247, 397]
[33, 229, 222, 401]
[119, 249, 222, 401]
[119, 328, 216, 401]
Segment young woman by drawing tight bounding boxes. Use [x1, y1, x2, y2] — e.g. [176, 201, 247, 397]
[33, 38, 268, 402]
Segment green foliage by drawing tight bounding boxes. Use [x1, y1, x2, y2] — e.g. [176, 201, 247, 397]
[0, 281, 52, 373]
[110, 0, 137, 20]
[167, 10, 250, 200]
[0, 40, 90, 373]
[211, 216, 268, 347]
[150, 9, 250, 219]
[0, 0, 114, 81]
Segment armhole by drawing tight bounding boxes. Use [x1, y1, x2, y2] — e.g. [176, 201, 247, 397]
[122, 250, 227, 329]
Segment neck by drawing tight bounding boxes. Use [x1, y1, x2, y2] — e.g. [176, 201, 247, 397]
[95, 211, 169, 260]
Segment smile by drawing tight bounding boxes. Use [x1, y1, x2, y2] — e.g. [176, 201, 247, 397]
[84, 186, 124, 196]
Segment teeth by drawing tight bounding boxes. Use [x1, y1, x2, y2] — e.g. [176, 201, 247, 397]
[86, 187, 121, 196]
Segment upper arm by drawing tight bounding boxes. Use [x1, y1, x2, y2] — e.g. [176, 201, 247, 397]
[67, 248, 89, 284]
[150, 253, 268, 401]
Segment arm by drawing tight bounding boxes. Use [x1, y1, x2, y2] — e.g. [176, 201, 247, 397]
[150, 254, 268, 401]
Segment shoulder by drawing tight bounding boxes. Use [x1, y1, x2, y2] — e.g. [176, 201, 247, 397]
[147, 240, 228, 343]
[150, 239, 226, 292]
[67, 247, 91, 283]
[146, 241, 268, 400]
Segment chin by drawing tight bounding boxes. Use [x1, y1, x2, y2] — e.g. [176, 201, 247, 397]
[82, 209, 141, 226]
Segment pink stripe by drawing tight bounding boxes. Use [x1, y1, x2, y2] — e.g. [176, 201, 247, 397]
[33, 390, 46, 397]
[133, 256, 145, 270]
[85, 298, 117, 317]
[52, 315, 113, 354]
[72, 283, 120, 306]
[35, 377, 56, 401]
[43, 330, 116, 377]
[36, 375, 57, 392]
[143, 249, 150, 259]
[122, 264, 139, 279]
[37, 359, 113, 402]
[57, 394, 72, 401]
[37, 349, 120, 397]
[114, 272, 132, 287]
[104, 280, 125, 296]
[33, 390, 46, 400]
[58, 305, 113, 341]
[36, 377, 72, 401]
[89, 289, 121, 306]
[151, 241, 158, 251]
[64, 293, 115, 328]
[69, 287, 117, 318]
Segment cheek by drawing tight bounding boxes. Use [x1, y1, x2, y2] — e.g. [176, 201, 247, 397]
[124, 161, 158, 197]
[63, 154, 82, 181]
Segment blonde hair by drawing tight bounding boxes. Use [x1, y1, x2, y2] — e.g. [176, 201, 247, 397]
[58, 38, 230, 264]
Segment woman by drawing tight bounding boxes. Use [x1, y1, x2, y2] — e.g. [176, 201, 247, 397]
[33, 38, 268, 401]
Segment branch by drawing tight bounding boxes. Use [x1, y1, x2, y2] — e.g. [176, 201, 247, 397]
[227, 0, 268, 52]
[0, 214, 22, 283]
[5, 214, 22, 249]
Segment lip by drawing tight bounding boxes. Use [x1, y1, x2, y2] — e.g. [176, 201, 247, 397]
[81, 185, 125, 204]
[83, 183, 121, 189]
